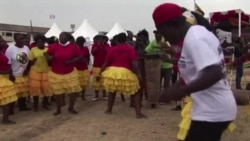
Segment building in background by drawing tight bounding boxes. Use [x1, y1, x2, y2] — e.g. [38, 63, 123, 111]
[0, 23, 49, 42]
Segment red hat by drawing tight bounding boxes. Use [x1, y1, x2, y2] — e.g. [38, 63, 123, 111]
[153, 3, 183, 26]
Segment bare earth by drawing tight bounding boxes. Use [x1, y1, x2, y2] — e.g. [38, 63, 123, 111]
[0, 69, 250, 141]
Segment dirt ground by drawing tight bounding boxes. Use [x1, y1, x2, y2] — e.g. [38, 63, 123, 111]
[0, 69, 250, 141]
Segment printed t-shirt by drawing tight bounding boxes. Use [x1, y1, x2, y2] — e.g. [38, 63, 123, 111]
[179, 25, 237, 122]
[5, 45, 30, 76]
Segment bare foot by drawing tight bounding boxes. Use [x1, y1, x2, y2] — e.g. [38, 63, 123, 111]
[68, 108, 78, 115]
[136, 114, 147, 119]
[81, 96, 87, 101]
[105, 110, 112, 115]
[2, 120, 16, 125]
[43, 105, 50, 111]
[53, 111, 61, 116]
[33, 108, 38, 112]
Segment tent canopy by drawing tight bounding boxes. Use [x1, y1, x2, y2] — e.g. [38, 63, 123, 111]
[45, 23, 62, 38]
[209, 9, 250, 26]
[72, 19, 98, 41]
[106, 22, 126, 39]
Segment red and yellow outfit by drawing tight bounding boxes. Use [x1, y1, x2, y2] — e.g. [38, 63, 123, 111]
[76, 47, 90, 90]
[91, 43, 109, 90]
[47, 42, 82, 95]
[0, 52, 17, 106]
[101, 44, 140, 95]
[28, 47, 52, 96]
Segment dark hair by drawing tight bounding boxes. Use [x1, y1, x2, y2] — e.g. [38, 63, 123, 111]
[111, 35, 119, 46]
[14, 33, 23, 40]
[46, 36, 58, 44]
[34, 34, 46, 43]
[23, 34, 30, 38]
[117, 33, 127, 43]
[65, 32, 75, 42]
[76, 36, 86, 45]
[103, 35, 109, 41]
[127, 30, 133, 34]
[191, 11, 213, 31]
[160, 16, 186, 27]
[137, 29, 149, 39]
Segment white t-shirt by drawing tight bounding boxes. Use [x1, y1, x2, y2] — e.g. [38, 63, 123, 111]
[178, 25, 237, 122]
[5, 45, 30, 76]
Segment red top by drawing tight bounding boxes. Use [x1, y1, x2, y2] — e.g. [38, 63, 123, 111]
[75, 47, 90, 70]
[91, 43, 109, 68]
[173, 41, 183, 72]
[106, 44, 137, 71]
[1, 46, 8, 54]
[29, 43, 36, 49]
[47, 42, 82, 74]
[0, 52, 10, 72]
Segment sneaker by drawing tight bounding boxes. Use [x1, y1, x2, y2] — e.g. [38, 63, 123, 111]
[102, 97, 108, 100]
[92, 97, 99, 101]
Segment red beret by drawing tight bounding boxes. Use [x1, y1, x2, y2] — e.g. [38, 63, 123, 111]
[153, 3, 183, 26]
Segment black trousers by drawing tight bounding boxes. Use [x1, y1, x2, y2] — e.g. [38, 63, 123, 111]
[185, 120, 231, 141]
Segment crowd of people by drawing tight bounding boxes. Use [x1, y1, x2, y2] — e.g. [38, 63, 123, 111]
[0, 2, 243, 141]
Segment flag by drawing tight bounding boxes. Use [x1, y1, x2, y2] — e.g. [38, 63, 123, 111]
[194, 3, 205, 16]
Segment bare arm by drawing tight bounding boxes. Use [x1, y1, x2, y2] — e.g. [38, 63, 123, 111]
[184, 64, 223, 94]
[44, 52, 53, 62]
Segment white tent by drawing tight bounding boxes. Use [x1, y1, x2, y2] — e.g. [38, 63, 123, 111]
[72, 19, 98, 41]
[45, 23, 62, 38]
[106, 22, 126, 39]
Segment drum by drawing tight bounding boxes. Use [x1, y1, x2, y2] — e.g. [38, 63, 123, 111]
[144, 54, 161, 108]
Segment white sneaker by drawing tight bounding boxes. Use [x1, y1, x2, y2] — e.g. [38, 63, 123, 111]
[102, 97, 108, 100]
[92, 97, 99, 101]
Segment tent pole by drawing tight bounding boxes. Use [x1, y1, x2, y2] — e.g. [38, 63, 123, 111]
[238, 10, 241, 37]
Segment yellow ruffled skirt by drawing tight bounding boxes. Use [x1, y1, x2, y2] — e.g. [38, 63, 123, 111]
[15, 76, 29, 98]
[78, 69, 90, 90]
[0, 75, 18, 106]
[177, 96, 236, 140]
[92, 67, 104, 91]
[101, 67, 140, 96]
[28, 69, 52, 96]
[48, 70, 82, 95]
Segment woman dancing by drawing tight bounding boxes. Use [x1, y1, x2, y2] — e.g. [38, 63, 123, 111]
[98, 33, 147, 118]
[44, 32, 82, 115]
[75, 36, 90, 100]
[0, 37, 17, 124]
[28, 34, 52, 111]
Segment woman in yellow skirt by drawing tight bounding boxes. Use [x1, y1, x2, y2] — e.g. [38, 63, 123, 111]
[0, 37, 18, 124]
[28, 34, 52, 112]
[5, 33, 30, 112]
[44, 32, 82, 116]
[97, 33, 146, 118]
[91, 35, 108, 101]
[75, 37, 90, 100]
